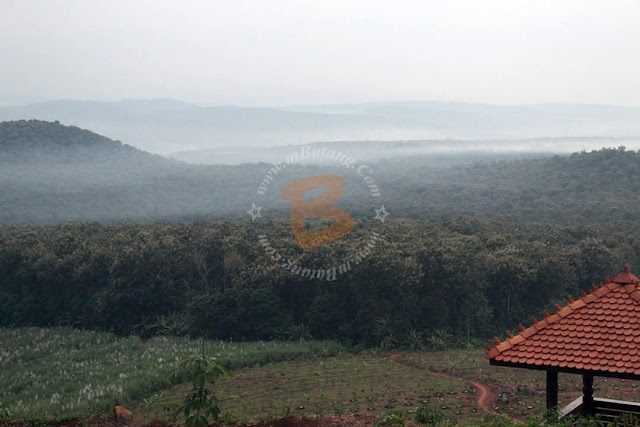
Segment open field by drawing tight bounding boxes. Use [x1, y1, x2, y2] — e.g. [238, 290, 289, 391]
[3, 328, 640, 425]
[142, 354, 475, 424]
[143, 351, 640, 425]
[0, 328, 345, 422]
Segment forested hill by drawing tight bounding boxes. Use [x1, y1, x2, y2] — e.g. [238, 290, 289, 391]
[0, 120, 257, 223]
[1, 120, 640, 223]
[381, 147, 640, 222]
[0, 119, 161, 164]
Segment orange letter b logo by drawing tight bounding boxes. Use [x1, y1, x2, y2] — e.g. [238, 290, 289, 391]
[282, 174, 356, 249]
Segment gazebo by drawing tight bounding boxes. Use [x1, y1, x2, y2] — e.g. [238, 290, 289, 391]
[486, 267, 640, 423]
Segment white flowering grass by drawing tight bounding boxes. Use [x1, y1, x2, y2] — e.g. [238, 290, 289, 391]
[0, 327, 345, 422]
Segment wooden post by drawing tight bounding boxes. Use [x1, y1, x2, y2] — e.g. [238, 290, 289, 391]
[546, 370, 558, 410]
[583, 374, 594, 416]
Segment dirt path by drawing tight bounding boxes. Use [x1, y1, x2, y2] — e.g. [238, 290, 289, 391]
[427, 368, 497, 414]
[389, 354, 520, 423]
[471, 379, 496, 412]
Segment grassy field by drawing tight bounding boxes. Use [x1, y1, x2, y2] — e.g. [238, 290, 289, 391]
[142, 350, 640, 425]
[0, 327, 346, 422]
[3, 328, 640, 425]
[144, 354, 476, 424]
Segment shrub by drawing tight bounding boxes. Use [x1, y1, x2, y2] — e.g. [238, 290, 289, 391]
[415, 404, 447, 426]
[609, 413, 640, 427]
[0, 405, 12, 419]
[375, 410, 406, 426]
[171, 338, 229, 427]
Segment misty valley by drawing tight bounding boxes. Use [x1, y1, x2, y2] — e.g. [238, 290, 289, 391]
[2, 117, 640, 426]
[3, 3, 640, 423]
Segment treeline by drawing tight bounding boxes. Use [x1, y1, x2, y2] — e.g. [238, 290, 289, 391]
[3, 121, 640, 224]
[1, 219, 636, 347]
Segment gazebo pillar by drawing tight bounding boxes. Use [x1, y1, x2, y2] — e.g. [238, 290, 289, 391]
[582, 374, 594, 415]
[546, 370, 558, 410]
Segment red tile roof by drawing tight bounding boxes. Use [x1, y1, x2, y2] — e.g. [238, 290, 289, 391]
[486, 267, 640, 377]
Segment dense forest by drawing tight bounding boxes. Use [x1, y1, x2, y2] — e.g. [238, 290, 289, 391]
[2, 120, 640, 347]
[1, 219, 637, 346]
[2, 120, 640, 224]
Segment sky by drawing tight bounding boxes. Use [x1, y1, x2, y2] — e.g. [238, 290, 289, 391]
[1, 0, 639, 107]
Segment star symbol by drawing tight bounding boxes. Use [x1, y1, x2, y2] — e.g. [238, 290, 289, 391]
[374, 205, 389, 223]
[247, 203, 262, 222]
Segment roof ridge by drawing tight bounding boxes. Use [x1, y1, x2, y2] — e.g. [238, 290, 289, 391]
[485, 281, 622, 359]
[611, 265, 640, 285]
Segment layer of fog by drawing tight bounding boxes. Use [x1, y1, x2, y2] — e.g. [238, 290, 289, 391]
[1, 99, 640, 157]
[169, 138, 640, 166]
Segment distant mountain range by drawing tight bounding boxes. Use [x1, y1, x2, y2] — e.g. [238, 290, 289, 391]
[1, 99, 639, 155]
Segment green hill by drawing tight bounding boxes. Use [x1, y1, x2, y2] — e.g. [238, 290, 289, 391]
[0, 119, 153, 163]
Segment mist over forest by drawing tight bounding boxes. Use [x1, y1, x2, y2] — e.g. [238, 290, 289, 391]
[3, 119, 640, 225]
[3, 116, 640, 345]
[2, 99, 640, 155]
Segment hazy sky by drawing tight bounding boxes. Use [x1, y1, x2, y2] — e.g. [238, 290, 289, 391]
[1, 0, 639, 107]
